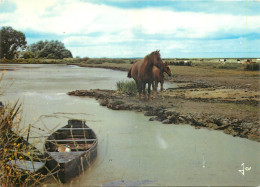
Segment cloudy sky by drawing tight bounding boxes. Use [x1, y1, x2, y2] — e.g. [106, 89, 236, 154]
[1, 0, 260, 58]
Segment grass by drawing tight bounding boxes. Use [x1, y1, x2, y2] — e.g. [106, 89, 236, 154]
[244, 63, 260, 71]
[1, 57, 259, 70]
[0, 101, 50, 186]
[0, 71, 58, 186]
[116, 80, 138, 95]
[213, 63, 243, 70]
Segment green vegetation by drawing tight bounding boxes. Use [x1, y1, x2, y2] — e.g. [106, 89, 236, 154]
[27, 40, 73, 59]
[116, 80, 138, 95]
[165, 60, 192, 66]
[0, 71, 58, 186]
[83, 58, 132, 64]
[244, 63, 260, 71]
[0, 26, 27, 60]
[0, 26, 73, 60]
[0, 101, 56, 186]
[213, 63, 243, 70]
[21, 51, 35, 59]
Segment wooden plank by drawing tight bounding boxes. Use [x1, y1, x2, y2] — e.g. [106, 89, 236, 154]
[58, 128, 91, 130]
[46, 139, 96, 142]
[54, 143, 94, 150]
[7, 160, 45, 172]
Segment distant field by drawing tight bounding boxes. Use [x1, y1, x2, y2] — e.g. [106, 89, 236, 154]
[0, 57, 259, 72]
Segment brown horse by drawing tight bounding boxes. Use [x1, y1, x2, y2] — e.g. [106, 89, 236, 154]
[127, 50, 164, 101]
[152, 62, 172, 92]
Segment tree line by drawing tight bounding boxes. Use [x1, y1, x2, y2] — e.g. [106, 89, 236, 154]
[0, 26, 73, 60]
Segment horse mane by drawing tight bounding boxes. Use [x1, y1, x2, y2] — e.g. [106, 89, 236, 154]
[143, 50, 159, 67]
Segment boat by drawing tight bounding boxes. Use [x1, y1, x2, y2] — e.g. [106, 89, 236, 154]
[44, 119, 98, 183]
[6, 151, 46, 175]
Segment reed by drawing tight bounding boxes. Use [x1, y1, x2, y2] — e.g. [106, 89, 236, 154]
[0, 102, 43, 186]
[116, 80, 138, 95]
[0, 71, 59, 186]
[244, 63, 260, 71]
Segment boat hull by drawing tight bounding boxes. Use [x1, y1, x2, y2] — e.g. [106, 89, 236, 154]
[45, 120, 98, 183]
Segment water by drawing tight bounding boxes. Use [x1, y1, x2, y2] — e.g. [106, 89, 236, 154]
[0, 64, 259, 186]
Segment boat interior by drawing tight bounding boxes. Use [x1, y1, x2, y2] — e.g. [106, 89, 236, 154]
[45, 124, 97, 152]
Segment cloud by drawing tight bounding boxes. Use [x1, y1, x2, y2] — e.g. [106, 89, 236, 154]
[3, 0, 259, 37]
[0, 1, 16, 13]
[1, 0, 260, 57]
[88, 0, 260, 16]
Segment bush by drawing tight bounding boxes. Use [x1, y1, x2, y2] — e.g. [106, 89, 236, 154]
[110, 59, 126, 64]
[21, 51, 35, 59]
[116, 80, 138, 95]
[169, 61, 192, 66]
[214, 63, 241, 70]
[82, 57, 90, 61]
[244, 63, 260, 71]
[28, 40, 73, 59]
[86, 59, 103, 64]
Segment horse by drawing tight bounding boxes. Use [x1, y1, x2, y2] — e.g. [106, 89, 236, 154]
[127, 50, 164, 101]
[152, 62, 172, 93]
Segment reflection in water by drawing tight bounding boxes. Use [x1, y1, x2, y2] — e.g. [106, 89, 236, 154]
[0, 64, 259, 186]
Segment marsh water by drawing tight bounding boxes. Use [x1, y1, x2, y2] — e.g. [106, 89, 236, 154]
[1, 64, 259, 186]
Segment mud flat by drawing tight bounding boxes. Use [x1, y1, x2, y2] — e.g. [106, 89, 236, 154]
[68, 62, 259, 142]
[68, 81, 260, 142]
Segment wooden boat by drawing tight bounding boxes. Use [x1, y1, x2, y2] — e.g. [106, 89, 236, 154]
[6, 151, 46, 175]
[45, 119, 98, 183]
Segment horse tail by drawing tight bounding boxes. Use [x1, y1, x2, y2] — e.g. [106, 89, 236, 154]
[127, 67, 132, 78]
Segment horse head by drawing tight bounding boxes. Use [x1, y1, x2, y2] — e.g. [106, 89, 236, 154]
[163, 62, 172, 76]
[152, 50, 164, 72]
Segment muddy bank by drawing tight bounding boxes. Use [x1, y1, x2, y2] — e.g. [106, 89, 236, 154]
[68, 86, 260, 142]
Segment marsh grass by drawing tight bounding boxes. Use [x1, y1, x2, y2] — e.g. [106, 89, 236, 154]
[244, 63, 260, 71]
[0, 102, 45, 186]
[116, 80, 138, 95]
[213, 63, 243, 70]
[0, 71, 59, 186]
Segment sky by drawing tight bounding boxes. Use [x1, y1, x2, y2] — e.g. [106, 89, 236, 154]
[0, 0, 260, 58]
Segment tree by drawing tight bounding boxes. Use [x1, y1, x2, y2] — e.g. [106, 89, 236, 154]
[21, 51, 35, 59]
[0, 26, 27, 59]
[28, 40, 73, 59]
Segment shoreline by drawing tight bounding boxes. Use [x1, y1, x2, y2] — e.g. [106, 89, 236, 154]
[67, 88, 260, 142]
[67, 63, 129, 72]
[1, 62, 259, 142]
[66, 63, 259, 142]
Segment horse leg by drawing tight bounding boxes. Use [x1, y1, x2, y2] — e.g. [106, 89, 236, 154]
[148, 82, 152, 101]
[142, 82, 146, 99]
[161, 80, 164, 100]
[135, 80, 139, 90]
[138, 81, 142, 100]
[160, 80, 164, 92]
[153, 80, 158, 98]
[155, 80, 159, 94]
[152, 81, 156, 98]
